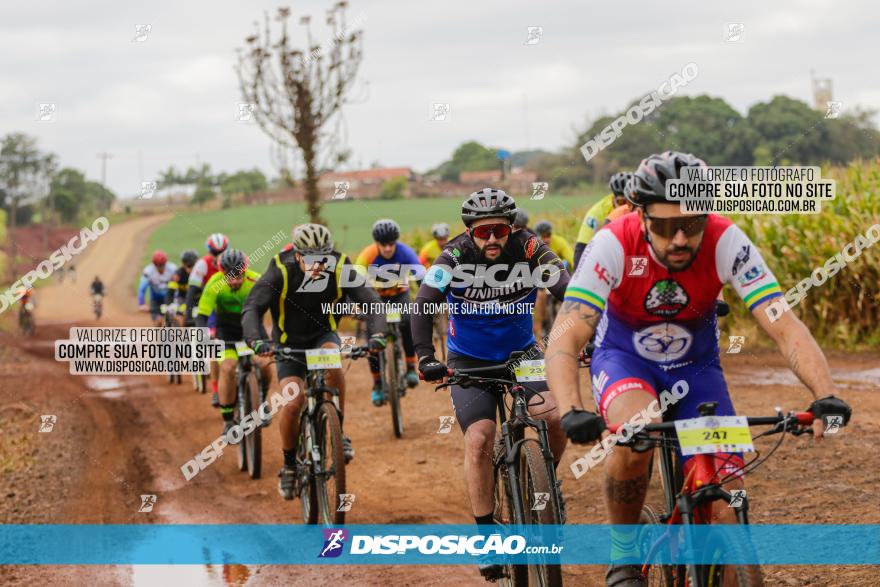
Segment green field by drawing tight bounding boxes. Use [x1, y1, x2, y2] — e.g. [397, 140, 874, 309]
[144, 192, 604, 267]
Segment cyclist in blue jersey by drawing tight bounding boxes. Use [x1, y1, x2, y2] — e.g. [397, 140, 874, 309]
[355, 219, 425, 406]
[412, 188, 570, 582]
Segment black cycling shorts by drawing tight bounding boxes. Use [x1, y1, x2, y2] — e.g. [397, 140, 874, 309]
[276, 331, 342, 381]
[447, 349, 548, 433]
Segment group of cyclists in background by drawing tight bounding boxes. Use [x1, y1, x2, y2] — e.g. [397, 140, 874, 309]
[65, 149, 851, 586]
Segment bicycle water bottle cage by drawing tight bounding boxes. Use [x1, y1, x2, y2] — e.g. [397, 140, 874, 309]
[697, 402, 719, 416]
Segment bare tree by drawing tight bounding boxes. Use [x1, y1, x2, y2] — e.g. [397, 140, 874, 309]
[237, 3, 363, 224]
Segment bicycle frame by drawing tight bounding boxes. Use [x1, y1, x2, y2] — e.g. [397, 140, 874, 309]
[497, 381, 564, 526]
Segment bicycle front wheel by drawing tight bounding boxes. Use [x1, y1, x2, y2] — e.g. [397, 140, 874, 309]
[297, 413, 318, 525]
[315, 402, 347, 525]
[244, 370, 262, 479]
[518, 439, 563, 587]
[698, 524, 763, 587]
[384, 343, 404, 438]
[639, 505, 677, 586]
[235, 377, 248, 473]
[492, 440, 525, 587]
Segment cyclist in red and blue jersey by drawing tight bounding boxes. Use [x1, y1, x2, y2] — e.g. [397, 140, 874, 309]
[355, 219, 425, 406]
[138, 250, 177, 326]
[413, 188, 570, 582]
[185, 233, 229, 407]
[545, 151, 852, 587]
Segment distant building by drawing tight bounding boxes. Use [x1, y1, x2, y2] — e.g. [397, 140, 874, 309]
[459, 170, 503, 184]
[318, 167, 414, 190]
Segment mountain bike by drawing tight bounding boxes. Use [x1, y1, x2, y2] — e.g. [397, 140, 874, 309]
[274, 345, 369, 525]
[161, 304, 182, 385]
[92, 293, 103, 320]
[379, 310, 407, 438]
[232, 342, 271, 479]
[19, 303, 35, 336]
[433, 351, 565, 587]
[608, 402, 849, 587]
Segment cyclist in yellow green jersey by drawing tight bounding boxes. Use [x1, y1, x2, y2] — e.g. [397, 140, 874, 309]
[573, 172, 633, 271]
[418, 223, 451, 267]
[196, 249, 273, 439]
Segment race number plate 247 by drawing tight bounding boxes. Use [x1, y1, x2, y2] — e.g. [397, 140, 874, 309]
[674, 416, 754, 456]
[514, 360, 545, 382]
[306, 348, 342, 370]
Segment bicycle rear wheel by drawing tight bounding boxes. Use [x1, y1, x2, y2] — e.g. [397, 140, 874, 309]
[315, 402, 347, 525]
[518, 439, 563, 587]
[384, 343, 404, 438]
[244, 370, 262, 479]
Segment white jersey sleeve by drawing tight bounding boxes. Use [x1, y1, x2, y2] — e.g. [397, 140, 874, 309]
[715, 224, 783, 311]
[188, 258, 208, 287]
[563, 228, 624, 313]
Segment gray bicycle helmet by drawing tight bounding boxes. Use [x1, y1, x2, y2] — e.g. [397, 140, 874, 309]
[461, 188, 517, 227]
[180, 249, 199, 268]
[534, 220, 552, 237]
[627, 151, 707, 207]
[431, 222, 450, 239]
[219, 248, 248, 277]
[372, 219, 400, 243]
[291, 223, 334, 254]
[513, 208, 530, 229]
[608, 172, 633, 198]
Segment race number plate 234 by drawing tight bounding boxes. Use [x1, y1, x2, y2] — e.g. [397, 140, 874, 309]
[674, 416, 754, 456]
[306, 348, 342, 370]
[514, 360, 545, 382]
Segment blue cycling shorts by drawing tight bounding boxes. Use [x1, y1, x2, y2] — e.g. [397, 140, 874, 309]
[590, 347, 745, 478]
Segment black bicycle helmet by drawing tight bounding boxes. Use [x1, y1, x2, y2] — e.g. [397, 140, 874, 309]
[627, 151, 707, 207]
[461, 188, 517, 227]
[219, 248, 248, 276]
[372, 219, 400, 243]
[180, 249, 199, 268]
[534, 220, 552, 237]
[608, 172, 633, 198]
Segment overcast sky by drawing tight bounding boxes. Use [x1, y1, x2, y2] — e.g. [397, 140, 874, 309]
[2, 0, 877, 198]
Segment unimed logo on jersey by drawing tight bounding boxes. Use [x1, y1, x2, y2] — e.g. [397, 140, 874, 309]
[319, 528, 348, 558]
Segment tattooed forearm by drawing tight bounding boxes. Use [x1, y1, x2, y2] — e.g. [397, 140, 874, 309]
[604, 472, 650, 505]
[546, 349, 579, 365]
[787, 345, 819, 399]
[560, 301, 601, 328]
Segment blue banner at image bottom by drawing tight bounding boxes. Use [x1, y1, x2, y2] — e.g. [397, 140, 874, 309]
[1, 525, 878, 565]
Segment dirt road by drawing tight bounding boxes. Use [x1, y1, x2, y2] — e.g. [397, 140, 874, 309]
[1, 215, 878, 586]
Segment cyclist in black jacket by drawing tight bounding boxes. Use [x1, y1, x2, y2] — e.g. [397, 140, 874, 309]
[242, 224, 387, 500]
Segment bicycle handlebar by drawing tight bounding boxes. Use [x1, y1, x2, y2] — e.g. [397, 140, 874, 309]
[606, 411, 815, 435]
[273, 345, 371, 360]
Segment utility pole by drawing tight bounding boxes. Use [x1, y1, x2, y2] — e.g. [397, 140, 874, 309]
[96, 152, 113, 213]
[96, 152, 113, 186]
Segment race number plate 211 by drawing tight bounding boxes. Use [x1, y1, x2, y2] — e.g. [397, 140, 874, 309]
[306, 348, 342, 370]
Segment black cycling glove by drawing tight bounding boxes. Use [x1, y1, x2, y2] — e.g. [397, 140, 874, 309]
[419, 356, 448, 381]
[251, 340, 273, 356]
[561, 408, 606, 444]
[807, 395, 852, 426]
[368, 334, 387, 353]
